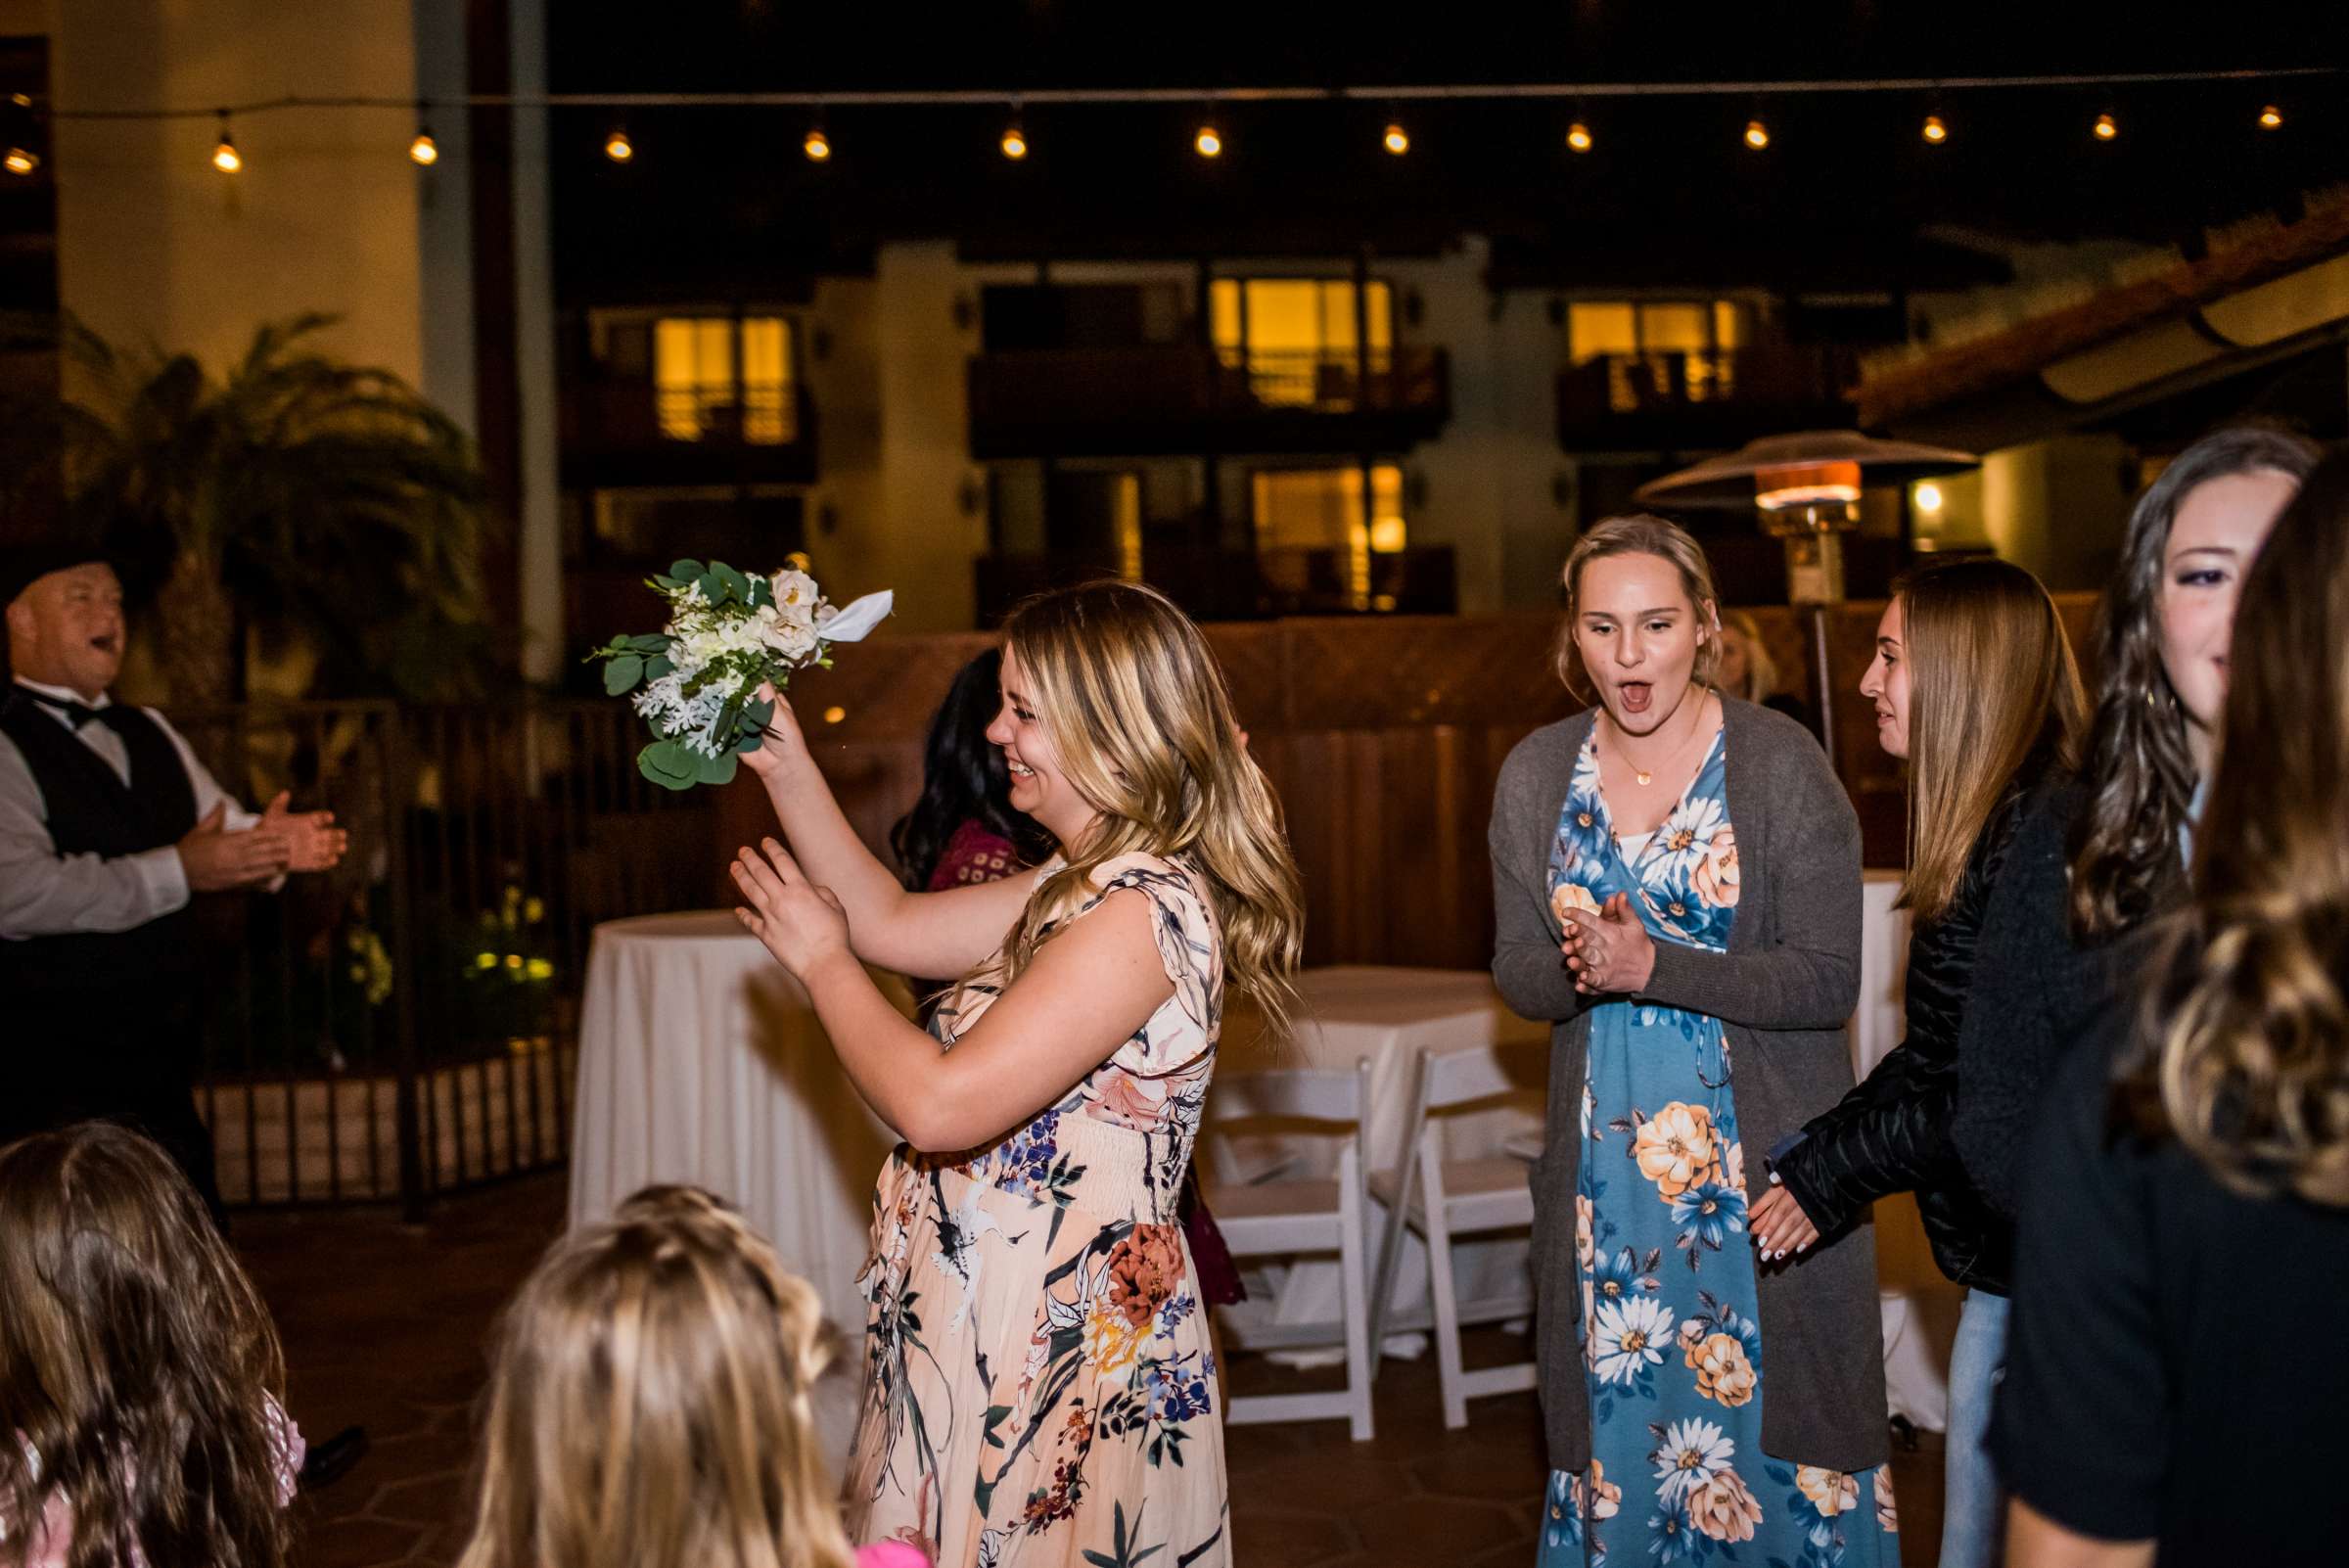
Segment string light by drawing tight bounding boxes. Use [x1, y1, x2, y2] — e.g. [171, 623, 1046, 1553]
[211, 113, 241, 172]
[2258, 104, 2283, 129]
[1913, 482, 1944, 513]
[3, 147, 37, 175]
[1000, 116, 1027, 160]
[1383, 119, 1409, 156]
[409, 124, 438, 165]
[1921, 114, 1947, 144]
[1565, 119, 1593, 153]
[2094, 112, 2118, 141]
[603, 125, 632, 162]
[1194, 120, 1222, 158]
[1743, 117, 1770, 150]
[803, 123, 831, 161]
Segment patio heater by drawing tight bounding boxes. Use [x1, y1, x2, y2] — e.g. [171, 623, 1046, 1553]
[1635, 430, 1977, 603]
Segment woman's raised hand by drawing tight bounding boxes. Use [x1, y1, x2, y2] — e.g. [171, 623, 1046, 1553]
[741, 682, 808, 779]
[731, 837, 852, 977]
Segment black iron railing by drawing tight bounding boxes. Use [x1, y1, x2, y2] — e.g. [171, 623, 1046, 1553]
[167, 701, 714, 1219]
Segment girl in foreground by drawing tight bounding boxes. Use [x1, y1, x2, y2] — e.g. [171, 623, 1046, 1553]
[1752, 557, 2086, 1568]
[1996, 445, 2349, 1566]
[732, 580, 1303, 1568]
[455, 1184, 922, 1568]
[0, 1123, 302, 1568]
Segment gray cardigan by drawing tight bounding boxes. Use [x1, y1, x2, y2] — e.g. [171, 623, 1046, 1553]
[1490, 698, 1888, 1475]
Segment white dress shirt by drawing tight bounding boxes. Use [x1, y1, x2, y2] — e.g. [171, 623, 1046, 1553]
[0, 676, 264, 941]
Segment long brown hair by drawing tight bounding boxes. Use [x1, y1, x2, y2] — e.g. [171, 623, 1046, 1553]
[2069, 426, 2321, 940]
[455, 1185, 857, 1568]
[1896, 557, 2089, 924]
[0, 1123, 291, 1568]
[1554, 514, 1724, 700]
[965, 579, 1304, 1036]
[2143, 445, 2349, 1207]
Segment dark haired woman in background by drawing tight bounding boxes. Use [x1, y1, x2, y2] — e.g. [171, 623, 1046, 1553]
[1751, 557, 2087, 1568]
[1951, 426, 2319, 1222]
[890, 647, 1049, 903]
[1995, 445, 2349, 1566]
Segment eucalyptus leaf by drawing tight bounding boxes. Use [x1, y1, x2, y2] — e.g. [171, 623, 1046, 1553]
[640, 736, 696, 782]
[630, 632, 669, 654]
[645, 654, 674, 679]
[602, 654, 644, 695]
[640, 759, 696, 792]
[697, 749, 740, 786]
[651, 575, 680, 591]
[712, 562, 750, 602]
[745, 696, 774, 730]
[669, 559, 705, 583]
[735, 727, 766, 755]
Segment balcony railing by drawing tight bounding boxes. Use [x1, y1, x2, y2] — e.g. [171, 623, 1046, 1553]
[560, 379, 818, 487]
[968, 346, 1451, 459]
[973, 543, 1456, 625]
[1555, 346, 1859, 448]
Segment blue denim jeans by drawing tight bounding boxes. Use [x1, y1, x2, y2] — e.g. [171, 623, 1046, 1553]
[1941, 1287, 2011, 1568]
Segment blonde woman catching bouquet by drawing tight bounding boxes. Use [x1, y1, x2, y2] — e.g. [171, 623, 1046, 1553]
[730, 580, 1302, 1568]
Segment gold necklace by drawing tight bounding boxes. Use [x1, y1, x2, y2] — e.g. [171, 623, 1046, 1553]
[1615, 691, 1704, 788]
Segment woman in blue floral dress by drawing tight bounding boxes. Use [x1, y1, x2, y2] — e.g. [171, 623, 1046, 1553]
[729, 581, 1303, 1568]
[1489, 517, 1899, 1568]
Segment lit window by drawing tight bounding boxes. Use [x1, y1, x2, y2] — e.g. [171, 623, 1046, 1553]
[1252, 464, 1405, 610]
[651, 315, 798, 443]
[1210, 278, 1394, 406]
[1568, 299, 1756, 407]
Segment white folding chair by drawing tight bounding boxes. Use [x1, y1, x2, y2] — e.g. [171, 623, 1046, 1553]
[1368, 1041, 1542, 1428]
[1200, 1060, 1376, 1441]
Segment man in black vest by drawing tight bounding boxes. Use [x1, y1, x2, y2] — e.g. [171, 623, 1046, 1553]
[1, 543, 348, 1215]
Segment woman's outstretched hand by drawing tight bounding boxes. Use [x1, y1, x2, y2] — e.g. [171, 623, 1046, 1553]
[1560, 891, 1658, 994]
[1749, 1173, 1820, 1261]
[741, 682, 808, 780]
[731, 837, 852, 976]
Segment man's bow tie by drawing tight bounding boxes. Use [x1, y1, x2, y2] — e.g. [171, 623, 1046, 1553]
[20, 687, 109, 731]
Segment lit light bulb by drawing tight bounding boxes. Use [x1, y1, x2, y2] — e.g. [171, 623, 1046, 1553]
[604, 127, 632, 162]
[409, 127, 438, 165]
[804, 126, 831, 162]
[1565, 120, 1593, 153]
[2258, 104, 2282, 130]
[2094, 113, 2117, 141]
[1921, 115, 1947, 145]
[1194, 122, 1222, 158]
[1000, 121, 1028, 160]
[1913, 482, 1944, 514]
[3, 147, 37, 176]
[1383, 121, 1409, 156]
[1743, 118, 1770, 151]
[212, 134, 242, 173]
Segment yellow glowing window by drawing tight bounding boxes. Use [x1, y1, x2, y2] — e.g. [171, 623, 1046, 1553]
[1568, 302, 1638, 362]
[653, 315, 797, 443]
[1252, 463, 1405, 609]
[1210, 279, 1394, 406]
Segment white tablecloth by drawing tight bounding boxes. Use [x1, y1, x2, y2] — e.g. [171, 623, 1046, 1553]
[1214, 966, 1550, 1354]
[569, 911, 908, 1462]
[1855, 870, 1960, 1431]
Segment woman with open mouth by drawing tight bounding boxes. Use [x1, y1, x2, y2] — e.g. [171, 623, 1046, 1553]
[1491, 513, 1897, 1567]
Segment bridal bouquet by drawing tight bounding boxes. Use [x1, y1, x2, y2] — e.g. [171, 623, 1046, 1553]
[589, 559, 893, 790]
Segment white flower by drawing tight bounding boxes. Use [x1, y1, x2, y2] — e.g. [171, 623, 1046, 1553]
[1589, 1294, 1675, 1386]
[1653, 1416, 1735, 1508]
[1654, 796, 1727, 876]
[770, 568, 818, 613]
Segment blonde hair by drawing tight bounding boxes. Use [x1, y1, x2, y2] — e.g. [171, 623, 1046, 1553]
[1718, 608, 1780, 704]
[2146, 448, 2349, 1207]
[0, 1124, 291, 1568]
[1554, 514, 1724, 699]
[454, 1186, 857, 1568]
[967, 579, 1304, 1036]
[1896, 558, 2088, 924]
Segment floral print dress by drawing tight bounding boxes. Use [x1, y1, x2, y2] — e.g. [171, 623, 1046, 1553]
[1538, 729, 1899, 1568]
[846, 852, 1229, 1568]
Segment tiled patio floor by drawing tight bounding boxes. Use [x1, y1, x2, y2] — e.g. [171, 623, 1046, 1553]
[237, 1174, 1942, 1568]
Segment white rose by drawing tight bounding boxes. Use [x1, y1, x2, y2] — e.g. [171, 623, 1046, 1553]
[770, 569, 818, 612]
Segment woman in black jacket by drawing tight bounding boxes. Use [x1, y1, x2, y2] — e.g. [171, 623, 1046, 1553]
[1750, 557, 2086, 1568]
